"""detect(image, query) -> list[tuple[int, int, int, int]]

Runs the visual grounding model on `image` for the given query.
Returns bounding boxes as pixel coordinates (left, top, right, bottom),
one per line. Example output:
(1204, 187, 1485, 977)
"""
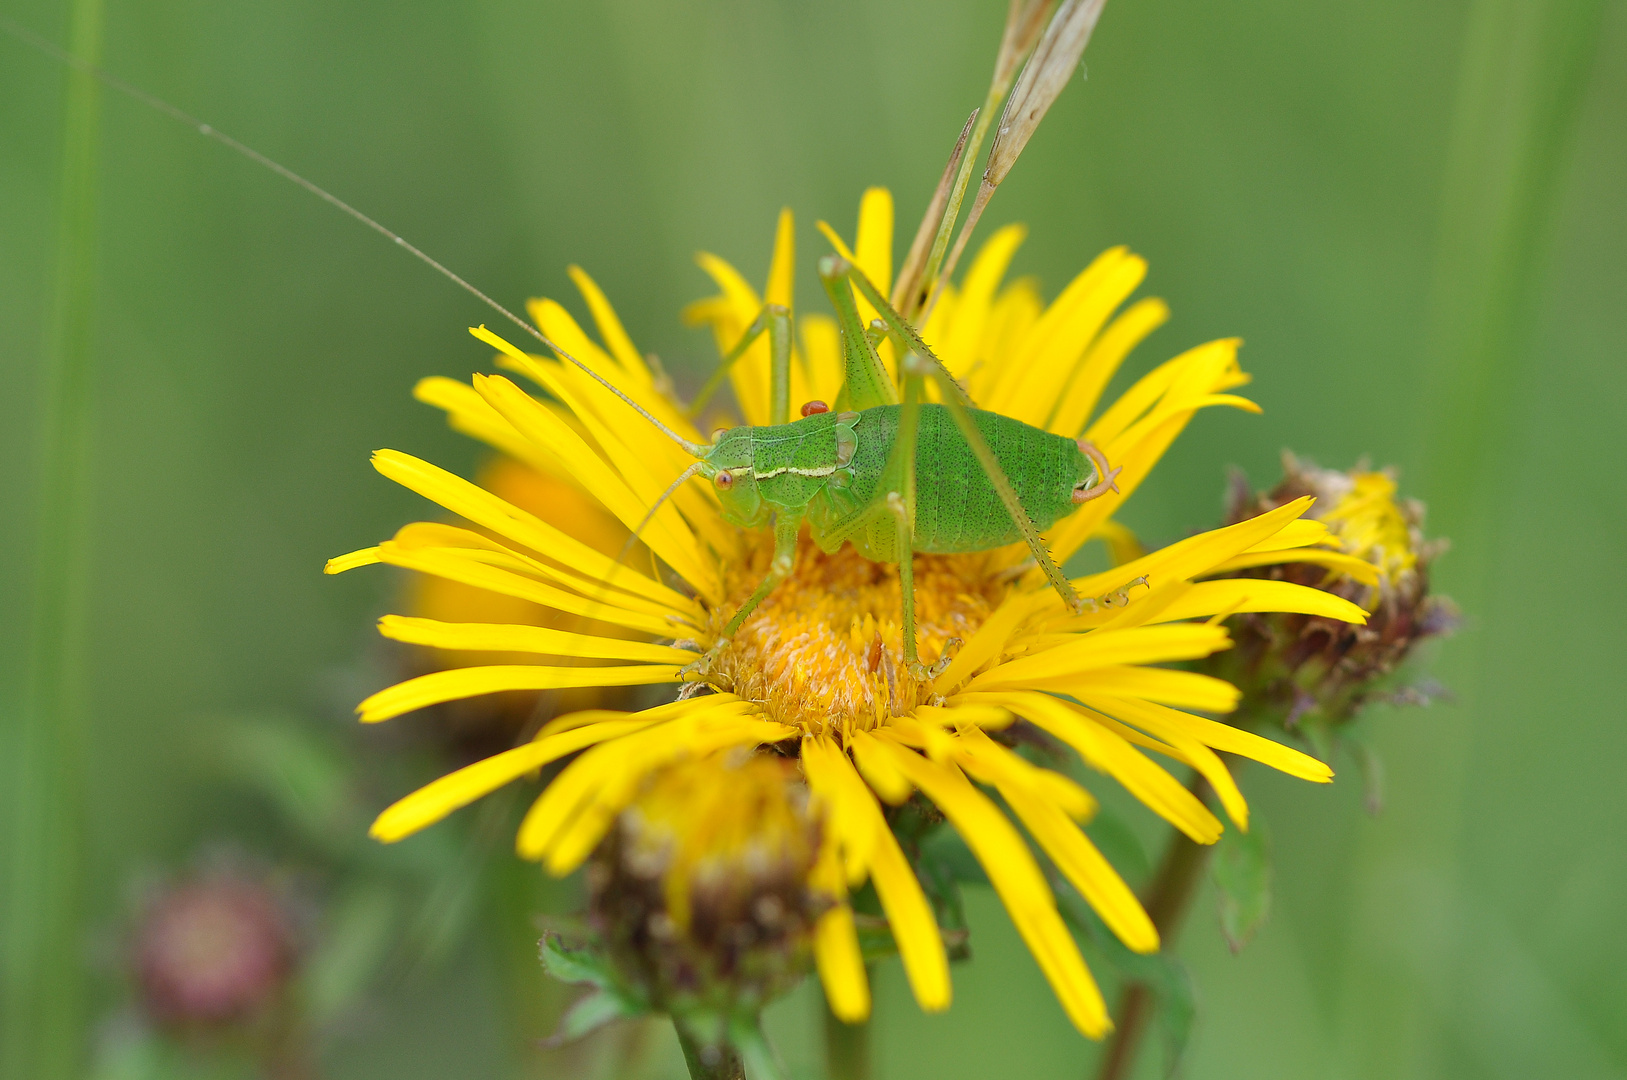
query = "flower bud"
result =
(587, 751, 830, 1022)
(133, 869, 296, 1028)
(1205, 454, 1459, 733)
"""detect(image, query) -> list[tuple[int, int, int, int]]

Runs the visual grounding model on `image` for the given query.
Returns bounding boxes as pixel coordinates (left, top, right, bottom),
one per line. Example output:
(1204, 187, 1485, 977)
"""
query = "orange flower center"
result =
(709, 531, 1013, 739)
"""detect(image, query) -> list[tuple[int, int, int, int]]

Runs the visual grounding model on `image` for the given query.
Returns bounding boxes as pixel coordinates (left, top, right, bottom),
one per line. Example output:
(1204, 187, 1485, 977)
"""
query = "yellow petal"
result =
(467, 366, 718, 597)
(692, 251, 770, 426)
(805, 737, 950, 1011)
(848, 730, 914, 804)
(997, 249, 1147, 429)
(996, 779, 1158, 955)
(1145, 579, 1368, 626)
(386, 521, 684, 621)
(814, 904, 871, 1023)
(369, 718, 653, 842)
(1070, 498, 1318, 610)
(868, 737, 1109, 1038)
(566, 265, 653, 385)
(967, 624, 1232, 690)
(951, 727, 1095, 822)
(938, 223, 1027, 374)
(1083, 695, 1249, 829)
(1089, 695, 1332, 782)
(413, 376, 574, 482)
(964, 692, 1222, 844)
(374, 541, 684, 638)
(1048, 297, 1170, 438)
(376, 615, 696, 664)
(541, 715, 793, 874)
(765, 207, 795, 308)
(325, 546, 380, 574)
(1206, 548, 1382, 586)
(356, 664, 681, 724)
(1026, 665, 1241, 714)
(853, 187, 894, 320)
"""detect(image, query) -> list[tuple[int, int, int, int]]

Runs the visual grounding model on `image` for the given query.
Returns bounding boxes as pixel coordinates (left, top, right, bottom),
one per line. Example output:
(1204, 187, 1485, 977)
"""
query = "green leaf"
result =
(1212, 822, 1272, 954)
(542, 989, 644, 1047)
(538, 931, 616, 988)
(1154, 959, 1198, 1078)
(1086, 806, 1151, 886)
(302, 881, 399, 1022)
(1053, 880, 1197, 1077)
(207, 712, 360, 852)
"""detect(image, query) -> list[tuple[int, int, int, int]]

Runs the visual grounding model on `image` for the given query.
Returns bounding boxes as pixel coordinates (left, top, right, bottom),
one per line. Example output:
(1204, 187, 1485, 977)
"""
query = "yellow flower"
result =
(590, 749, 826, 1020)
(328, 190, 1366, 1038)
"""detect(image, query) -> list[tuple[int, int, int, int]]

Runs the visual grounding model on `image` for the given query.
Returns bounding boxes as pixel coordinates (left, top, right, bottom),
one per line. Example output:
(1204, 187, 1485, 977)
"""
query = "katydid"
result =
(637, 254, 1121, 680)
(2, 18, 1125, 681)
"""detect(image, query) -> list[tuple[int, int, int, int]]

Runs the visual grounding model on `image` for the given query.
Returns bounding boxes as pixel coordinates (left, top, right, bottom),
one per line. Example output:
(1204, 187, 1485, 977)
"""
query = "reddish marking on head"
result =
(714, 470, 735, 490)
(800, 399, 830, 417)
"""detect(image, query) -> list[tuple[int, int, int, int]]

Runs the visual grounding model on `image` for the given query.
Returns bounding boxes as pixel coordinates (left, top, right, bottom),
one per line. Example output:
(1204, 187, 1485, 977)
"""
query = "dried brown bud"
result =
(588, 751, 830, 1019)
(1204, 454, 1459, 734)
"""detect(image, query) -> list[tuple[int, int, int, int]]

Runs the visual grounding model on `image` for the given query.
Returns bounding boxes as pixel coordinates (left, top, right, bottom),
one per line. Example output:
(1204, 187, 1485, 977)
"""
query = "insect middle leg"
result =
(843, 261, 1091, 615)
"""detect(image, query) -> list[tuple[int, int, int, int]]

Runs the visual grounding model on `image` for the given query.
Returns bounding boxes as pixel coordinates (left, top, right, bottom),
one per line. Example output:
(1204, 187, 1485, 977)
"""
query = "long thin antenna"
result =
(0, 15, 707, 458)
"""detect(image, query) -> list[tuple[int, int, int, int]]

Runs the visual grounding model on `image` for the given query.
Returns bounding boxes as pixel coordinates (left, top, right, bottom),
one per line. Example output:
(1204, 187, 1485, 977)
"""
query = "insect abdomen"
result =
(840, 404, 1081, 555)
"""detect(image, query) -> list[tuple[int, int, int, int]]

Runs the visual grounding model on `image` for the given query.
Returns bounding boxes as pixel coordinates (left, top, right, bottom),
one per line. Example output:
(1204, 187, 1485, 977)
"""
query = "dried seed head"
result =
(589, 751, 829, 1018)
(985, 0, 1108, 190)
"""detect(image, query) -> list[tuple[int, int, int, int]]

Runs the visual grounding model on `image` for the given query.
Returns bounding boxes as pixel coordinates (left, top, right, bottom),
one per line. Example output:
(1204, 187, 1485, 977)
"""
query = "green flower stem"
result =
(1, 0, 103, 1078)
(676, 1024, 744, 1080)
(1093, 777, 1214, 1080)
(822, 996, 871, 1080)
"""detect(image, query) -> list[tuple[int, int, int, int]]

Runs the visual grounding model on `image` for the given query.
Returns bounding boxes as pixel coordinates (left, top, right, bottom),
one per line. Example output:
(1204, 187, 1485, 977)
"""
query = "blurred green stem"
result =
(822, 995, 871, 1080)
(1, 1, 103, 1078)
(676, 1024, 744, 1080)
(1093, 777, 1213, 1080)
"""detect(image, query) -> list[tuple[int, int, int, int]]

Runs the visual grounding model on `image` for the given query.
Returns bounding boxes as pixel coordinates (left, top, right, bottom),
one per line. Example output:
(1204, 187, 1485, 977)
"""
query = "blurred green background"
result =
(3, 0, 1623, 1076)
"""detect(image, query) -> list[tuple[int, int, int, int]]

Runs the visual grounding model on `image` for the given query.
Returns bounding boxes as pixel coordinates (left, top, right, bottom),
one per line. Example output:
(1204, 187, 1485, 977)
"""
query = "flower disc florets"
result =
(589, 752, 827, 1017)
(709, 532, 1009, 738)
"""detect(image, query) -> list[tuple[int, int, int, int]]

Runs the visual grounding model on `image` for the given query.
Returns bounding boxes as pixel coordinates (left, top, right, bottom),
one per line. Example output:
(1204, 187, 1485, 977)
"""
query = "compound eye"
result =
(800, 399, 830, 417)
(712, 427, 730, 443)
(714, 470, 735, 490)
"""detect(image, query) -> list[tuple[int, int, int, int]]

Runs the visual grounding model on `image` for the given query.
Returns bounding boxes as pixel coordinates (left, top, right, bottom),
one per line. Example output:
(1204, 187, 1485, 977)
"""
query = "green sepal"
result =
(1212, 821, 1272, 954)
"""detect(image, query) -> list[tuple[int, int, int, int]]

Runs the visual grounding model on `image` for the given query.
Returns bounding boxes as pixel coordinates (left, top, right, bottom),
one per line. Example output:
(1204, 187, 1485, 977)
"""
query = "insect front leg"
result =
(684, 512, 802, 686)
(726, 512, 802, 634)
(687, 303, 793, 423)
(892, 375, 927, 679)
